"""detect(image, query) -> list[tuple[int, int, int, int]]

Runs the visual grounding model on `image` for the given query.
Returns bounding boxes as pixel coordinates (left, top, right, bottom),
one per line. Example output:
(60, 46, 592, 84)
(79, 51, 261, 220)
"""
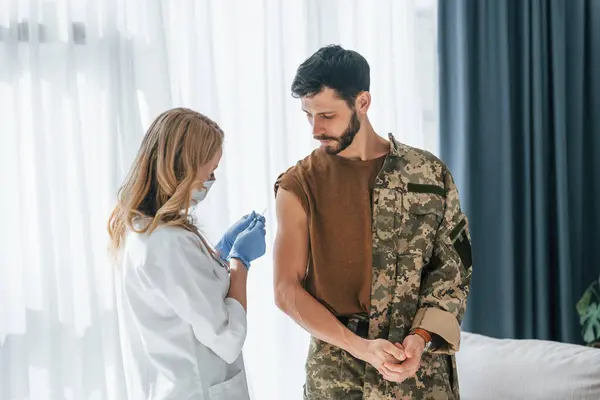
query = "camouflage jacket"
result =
(365, 134, 473, 399)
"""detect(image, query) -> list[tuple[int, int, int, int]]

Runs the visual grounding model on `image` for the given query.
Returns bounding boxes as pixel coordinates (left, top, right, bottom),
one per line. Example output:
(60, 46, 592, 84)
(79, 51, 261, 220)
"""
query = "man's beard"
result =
(315, 110, 361, 155)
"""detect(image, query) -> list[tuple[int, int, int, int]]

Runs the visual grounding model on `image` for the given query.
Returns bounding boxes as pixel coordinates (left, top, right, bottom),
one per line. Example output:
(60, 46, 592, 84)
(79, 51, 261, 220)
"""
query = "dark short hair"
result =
(291, 45, 370, 107)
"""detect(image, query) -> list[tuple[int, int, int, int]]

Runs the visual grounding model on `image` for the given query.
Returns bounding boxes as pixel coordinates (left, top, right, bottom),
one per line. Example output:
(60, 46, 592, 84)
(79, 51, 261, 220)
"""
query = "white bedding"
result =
(456, 332, 600, 400)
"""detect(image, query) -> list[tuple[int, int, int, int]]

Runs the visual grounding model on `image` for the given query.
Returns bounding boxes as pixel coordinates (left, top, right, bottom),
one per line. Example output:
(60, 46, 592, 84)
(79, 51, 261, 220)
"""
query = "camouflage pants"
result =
(303, 336, 459, 400)
(303, 336, 365, 399)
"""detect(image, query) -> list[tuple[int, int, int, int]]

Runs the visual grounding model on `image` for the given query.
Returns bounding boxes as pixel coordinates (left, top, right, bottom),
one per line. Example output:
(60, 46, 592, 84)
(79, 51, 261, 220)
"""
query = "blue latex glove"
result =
(215, 211, 265, 260)
(227, 218, 266, 269)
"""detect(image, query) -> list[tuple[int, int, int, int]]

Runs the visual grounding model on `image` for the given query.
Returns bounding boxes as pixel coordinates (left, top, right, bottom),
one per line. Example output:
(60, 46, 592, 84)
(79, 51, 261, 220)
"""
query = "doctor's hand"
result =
(216, 211, 265, 260)
(227, 218, 266, 269)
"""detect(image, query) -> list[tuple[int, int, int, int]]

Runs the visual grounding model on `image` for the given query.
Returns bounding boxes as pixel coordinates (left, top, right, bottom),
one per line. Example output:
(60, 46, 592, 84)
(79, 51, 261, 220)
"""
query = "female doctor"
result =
(108, 107, 265, 400)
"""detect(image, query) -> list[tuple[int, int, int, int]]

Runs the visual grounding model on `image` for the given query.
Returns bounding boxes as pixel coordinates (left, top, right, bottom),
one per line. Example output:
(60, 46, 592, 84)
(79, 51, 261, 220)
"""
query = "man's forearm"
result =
(275, 282, 367, 358)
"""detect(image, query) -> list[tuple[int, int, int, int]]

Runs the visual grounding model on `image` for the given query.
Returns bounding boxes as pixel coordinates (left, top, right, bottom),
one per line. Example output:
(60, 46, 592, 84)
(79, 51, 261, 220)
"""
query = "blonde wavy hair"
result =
(108, 107, 224, 261)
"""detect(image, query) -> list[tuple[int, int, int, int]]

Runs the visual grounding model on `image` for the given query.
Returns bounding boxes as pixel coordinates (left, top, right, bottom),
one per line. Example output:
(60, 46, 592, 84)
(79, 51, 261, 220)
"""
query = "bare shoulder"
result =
(275, 188, 307, 227)
(273, 187, 309, 282)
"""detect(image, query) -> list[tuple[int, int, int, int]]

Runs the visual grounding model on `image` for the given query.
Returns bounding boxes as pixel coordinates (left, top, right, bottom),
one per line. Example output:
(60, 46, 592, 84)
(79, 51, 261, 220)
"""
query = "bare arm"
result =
(273, 189, 404, 365)
(227, 259, 248, 310)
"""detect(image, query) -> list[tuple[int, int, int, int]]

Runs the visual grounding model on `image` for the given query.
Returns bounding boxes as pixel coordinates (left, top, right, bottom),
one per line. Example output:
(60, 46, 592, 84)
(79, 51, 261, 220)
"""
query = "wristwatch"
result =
(410, 328, 432, 352)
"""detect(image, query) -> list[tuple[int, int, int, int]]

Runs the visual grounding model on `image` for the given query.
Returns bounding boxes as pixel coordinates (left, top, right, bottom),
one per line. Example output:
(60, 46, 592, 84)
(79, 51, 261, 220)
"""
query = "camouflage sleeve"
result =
(411, 167, 473, 354)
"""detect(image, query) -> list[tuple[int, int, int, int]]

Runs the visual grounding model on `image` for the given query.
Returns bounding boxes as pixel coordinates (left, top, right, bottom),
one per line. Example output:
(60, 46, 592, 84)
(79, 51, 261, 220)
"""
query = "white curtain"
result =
(0, 0, 438, 399)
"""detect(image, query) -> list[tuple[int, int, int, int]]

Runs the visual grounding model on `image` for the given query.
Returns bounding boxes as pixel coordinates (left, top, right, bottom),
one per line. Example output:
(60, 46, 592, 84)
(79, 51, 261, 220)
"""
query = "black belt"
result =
(338, 315, 369, 339)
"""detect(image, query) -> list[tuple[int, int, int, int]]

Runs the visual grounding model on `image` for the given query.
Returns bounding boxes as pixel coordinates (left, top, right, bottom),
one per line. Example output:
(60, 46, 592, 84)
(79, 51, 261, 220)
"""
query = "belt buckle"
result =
(347, 316, 360, 334)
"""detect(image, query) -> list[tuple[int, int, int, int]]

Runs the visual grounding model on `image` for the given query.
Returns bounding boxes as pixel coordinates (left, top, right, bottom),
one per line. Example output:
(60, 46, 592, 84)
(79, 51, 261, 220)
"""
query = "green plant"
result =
(576, 276, 600, 348)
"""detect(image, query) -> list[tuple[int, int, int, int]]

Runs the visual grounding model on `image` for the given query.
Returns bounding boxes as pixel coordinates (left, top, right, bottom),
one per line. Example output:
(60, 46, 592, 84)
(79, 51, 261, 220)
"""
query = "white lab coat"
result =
(117, 219, 250, 400)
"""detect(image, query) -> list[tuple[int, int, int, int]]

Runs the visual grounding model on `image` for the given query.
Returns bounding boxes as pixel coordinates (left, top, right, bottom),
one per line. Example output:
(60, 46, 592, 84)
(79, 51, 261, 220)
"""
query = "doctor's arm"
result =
(227, 259, 248, 310)
(144, 235, 247, 364)
(273, 189, 404, 365)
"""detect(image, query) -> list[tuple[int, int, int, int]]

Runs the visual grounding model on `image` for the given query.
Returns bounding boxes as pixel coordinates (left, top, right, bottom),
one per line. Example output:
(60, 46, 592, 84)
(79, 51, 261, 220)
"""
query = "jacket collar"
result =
(387, 132, 410, 159)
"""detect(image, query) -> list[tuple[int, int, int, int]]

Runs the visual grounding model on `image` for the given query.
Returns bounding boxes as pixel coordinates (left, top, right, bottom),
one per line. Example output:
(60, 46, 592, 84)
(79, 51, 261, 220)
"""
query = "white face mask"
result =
(190, 179, 215, 205)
